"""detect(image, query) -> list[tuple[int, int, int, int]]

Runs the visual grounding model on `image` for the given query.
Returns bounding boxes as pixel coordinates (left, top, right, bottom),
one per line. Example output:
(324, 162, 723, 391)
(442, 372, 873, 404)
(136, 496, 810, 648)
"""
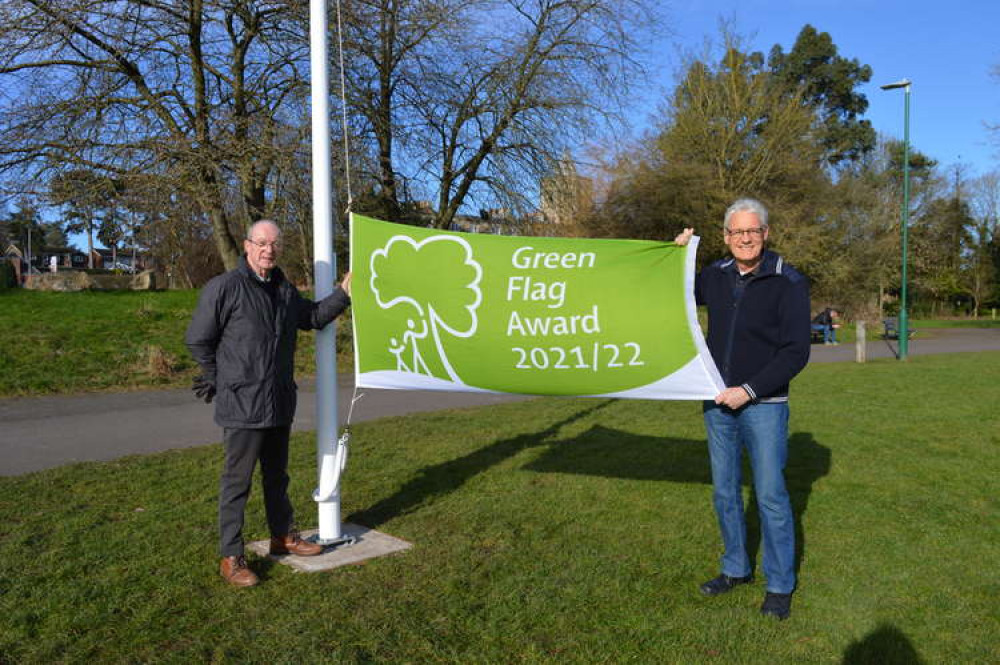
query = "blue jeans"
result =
(703, 401, 795, 593)
(811, 323, 836, 343)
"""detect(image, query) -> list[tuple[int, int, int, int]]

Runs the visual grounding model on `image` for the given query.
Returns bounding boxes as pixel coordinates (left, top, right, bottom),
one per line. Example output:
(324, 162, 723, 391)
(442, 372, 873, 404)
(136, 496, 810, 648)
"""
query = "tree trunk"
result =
(295, 219, 313, 290)
(209, 207, 241, 270)
(375, 108, 400, 221)
(375, 6, 400, 221)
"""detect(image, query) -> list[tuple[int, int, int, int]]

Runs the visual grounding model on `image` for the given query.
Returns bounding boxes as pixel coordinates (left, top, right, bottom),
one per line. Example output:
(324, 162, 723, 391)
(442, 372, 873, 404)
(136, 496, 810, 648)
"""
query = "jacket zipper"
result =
(722, 271, 760, 385)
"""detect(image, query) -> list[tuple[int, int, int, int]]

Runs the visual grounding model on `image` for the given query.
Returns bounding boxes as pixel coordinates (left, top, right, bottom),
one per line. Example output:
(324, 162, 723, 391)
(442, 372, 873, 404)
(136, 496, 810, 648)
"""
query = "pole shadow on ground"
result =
(351, 404, 831, 578)
(349, 400, 617, 528)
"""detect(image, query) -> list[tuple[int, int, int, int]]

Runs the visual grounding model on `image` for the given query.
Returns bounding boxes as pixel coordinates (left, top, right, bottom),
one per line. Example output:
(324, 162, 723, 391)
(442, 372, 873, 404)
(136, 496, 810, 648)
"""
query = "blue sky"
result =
(54, 1, 1000, 251)
(629, 0, 1000, 178)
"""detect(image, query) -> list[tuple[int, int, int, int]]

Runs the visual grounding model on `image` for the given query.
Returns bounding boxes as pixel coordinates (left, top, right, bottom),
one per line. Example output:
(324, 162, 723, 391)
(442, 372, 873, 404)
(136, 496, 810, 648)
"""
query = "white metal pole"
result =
(309, 0, 342, 542)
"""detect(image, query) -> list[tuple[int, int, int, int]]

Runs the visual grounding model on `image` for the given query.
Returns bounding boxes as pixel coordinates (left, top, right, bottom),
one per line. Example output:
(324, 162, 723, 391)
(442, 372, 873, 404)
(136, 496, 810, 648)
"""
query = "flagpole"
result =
(309, 0, 343, 543)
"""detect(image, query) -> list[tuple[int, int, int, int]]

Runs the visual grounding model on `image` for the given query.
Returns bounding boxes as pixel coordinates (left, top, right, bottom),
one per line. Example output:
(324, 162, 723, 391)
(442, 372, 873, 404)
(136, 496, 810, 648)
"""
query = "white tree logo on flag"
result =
(369, 235, 483, 385)
(353, 214, 725, 399)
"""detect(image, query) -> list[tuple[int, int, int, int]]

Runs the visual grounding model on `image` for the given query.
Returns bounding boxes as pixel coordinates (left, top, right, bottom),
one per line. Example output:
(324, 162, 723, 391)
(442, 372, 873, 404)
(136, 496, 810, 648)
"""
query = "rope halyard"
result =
(334, 0, 353, 211)
(334, 0, 359, 498)
(345, 390, 365, 427)
(325, 391, 363, 498)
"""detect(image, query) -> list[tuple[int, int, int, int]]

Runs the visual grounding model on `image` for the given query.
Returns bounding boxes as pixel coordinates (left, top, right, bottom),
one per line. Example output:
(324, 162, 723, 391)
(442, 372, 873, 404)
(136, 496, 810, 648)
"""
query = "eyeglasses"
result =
(248, 239, 282, 250)
(725, 228, 765, 239)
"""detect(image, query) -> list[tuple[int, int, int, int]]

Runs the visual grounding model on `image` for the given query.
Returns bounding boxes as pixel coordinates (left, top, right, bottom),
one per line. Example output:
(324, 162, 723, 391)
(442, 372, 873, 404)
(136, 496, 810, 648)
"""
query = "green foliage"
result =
(583, 24, 882, 282)
(657, 38, 820, 200)
(0, 353, 998, 662)
(910, 317, 1000, 328)
(578, 22, 1000, 321)
(0, 199, 43, 248)
(911, 197, 975, 300)
(97, 214, 127, 255)
(1, 199, 74, 256)
(585, 30, 827, 266)
(884, 139, 938, 182)
(0, 260, 15, 290)
(811, 141, 941, 318)
(767, 24, 875, 165)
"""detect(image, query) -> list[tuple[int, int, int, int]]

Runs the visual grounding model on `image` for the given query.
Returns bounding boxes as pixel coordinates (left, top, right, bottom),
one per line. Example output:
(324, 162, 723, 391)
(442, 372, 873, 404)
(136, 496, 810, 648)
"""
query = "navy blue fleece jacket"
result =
(696, 250, 811, 401)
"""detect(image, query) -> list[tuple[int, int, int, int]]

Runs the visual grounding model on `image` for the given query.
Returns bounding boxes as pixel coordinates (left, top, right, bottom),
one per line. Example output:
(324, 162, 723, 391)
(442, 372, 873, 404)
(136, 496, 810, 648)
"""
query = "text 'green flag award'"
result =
(350, 215, 724, 399)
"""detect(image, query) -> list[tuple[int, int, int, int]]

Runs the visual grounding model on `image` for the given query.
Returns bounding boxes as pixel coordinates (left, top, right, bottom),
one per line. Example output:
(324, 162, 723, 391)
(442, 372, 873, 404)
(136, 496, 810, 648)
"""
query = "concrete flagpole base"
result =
(247, 524, 411, 572)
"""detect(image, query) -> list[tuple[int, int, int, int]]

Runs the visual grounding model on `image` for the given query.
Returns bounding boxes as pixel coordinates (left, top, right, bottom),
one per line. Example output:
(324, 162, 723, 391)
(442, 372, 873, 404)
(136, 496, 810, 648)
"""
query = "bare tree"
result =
(966, 170, 1000, 316)
(0, 0, 313, 270)
(342, 0, 655, 227)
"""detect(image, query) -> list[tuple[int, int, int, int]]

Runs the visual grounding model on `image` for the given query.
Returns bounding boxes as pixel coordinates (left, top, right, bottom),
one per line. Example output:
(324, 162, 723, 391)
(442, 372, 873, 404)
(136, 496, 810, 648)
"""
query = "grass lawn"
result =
(0, 290, 351, 397)
(910, 317, 1000, 328)
(4, 289, 999, 398)
(2, 352, 998, 663)
(810, 317, 1000, 344)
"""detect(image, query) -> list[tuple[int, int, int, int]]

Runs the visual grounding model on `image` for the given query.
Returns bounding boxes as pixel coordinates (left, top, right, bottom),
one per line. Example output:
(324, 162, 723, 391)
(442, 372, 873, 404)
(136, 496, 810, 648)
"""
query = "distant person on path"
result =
(811, 307, 841, 345)
(185, 220, 352, 588)
(675, 198, 811, 620)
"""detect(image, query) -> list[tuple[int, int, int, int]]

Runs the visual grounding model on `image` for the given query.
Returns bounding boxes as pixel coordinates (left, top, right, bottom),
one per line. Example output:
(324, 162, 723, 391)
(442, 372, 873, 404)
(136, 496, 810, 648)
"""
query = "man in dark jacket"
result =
(811, 307, 840, 345)
(186, 220, 352, 587)
(675, 198, 810, 620)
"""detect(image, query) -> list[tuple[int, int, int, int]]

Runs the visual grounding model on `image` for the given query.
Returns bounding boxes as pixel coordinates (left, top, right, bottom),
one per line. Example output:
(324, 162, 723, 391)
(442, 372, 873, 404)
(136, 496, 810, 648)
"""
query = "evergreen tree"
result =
(768, 25, 876, 166)
(0, 201, 43, 250)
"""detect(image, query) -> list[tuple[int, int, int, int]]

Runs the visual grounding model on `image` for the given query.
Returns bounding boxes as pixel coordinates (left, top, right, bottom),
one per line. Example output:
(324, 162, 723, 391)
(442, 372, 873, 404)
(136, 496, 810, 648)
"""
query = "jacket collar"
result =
(720, 250, 783, 278)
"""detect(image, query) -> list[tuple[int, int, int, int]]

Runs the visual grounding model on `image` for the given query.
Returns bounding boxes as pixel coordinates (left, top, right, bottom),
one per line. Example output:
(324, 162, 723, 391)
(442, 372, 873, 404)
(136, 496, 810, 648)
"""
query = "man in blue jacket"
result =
(676, 198, 810, 620)
(186, 220, 352, 587)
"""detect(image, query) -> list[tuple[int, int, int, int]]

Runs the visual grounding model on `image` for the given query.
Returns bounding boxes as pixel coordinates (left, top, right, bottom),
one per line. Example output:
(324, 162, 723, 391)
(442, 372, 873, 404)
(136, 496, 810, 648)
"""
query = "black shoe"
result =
(699, 573, 753, 596)
(760, 592, 792, 620)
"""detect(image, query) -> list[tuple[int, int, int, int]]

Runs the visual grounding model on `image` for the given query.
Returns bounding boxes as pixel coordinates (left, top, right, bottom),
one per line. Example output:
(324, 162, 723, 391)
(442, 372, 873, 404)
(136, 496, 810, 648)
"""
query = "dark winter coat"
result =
(812, 308, 835, 327)
(185, 256, 350, 428)
(695, 250, 811, 402)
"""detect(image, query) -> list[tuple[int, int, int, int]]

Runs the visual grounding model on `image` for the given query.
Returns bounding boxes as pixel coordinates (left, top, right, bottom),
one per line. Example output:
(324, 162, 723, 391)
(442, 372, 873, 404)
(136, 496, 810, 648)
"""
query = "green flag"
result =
(350, 214, 723, 399)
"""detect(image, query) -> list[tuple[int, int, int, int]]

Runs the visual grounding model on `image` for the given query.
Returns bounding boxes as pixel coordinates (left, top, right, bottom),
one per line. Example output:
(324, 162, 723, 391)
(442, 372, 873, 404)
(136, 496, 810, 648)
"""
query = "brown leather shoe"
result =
(220, 555, 259, 587)
(270, 532, 323, 557)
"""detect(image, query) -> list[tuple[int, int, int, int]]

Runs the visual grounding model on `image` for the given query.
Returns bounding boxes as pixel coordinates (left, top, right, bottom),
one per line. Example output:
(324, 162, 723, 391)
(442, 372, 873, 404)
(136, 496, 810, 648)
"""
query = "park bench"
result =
(810, 327, 826, 344)
(882, 317, 916, 340)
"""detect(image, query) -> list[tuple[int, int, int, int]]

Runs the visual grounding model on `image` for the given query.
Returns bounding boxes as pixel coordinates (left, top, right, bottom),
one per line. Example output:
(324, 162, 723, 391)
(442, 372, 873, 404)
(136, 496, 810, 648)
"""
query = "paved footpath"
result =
(2, 327, 998, 476)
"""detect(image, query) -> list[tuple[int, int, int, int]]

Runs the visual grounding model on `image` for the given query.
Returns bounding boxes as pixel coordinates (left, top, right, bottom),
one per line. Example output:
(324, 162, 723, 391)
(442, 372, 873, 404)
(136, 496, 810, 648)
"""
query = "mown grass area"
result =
(2, 353, 997, 663)
(910, 317, 1000, 328)
(812, 316, 1000, 344)
(4, 289, 998, 398)
(0, 290, 350, 397)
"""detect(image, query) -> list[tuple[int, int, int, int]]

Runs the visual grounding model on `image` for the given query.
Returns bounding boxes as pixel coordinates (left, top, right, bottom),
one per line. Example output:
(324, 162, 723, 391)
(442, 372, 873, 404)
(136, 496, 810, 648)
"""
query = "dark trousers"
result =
(219, 426, 295, 557)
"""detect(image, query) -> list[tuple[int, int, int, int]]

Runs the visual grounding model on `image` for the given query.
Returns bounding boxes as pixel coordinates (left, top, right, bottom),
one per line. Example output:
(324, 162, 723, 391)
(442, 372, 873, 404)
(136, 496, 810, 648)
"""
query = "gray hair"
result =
(247, 219, 281, 240)
(724, 198, 769, 230)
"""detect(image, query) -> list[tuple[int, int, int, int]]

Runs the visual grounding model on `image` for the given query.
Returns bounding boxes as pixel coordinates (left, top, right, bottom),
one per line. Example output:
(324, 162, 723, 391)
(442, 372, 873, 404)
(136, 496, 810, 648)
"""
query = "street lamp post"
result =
(881, 78, 911, 360)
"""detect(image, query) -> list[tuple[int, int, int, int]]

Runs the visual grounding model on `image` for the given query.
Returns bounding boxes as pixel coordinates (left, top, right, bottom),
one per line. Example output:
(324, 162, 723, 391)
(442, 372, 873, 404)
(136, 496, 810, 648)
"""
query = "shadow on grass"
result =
(525, 426, 831, 576)
(350, 400, 830, 579)
(350, 400, 617, 528)
(842, 623, 925, 664)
